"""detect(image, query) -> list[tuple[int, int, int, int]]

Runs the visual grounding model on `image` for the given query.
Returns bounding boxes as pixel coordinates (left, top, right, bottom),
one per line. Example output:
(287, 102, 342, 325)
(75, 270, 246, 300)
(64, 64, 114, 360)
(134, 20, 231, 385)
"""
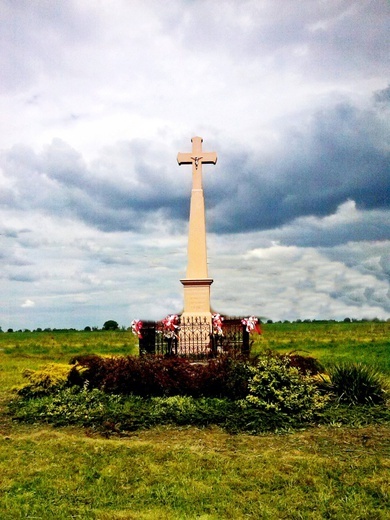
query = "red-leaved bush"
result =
(256, 350, 324, 375)
(70, 355, 250, 399)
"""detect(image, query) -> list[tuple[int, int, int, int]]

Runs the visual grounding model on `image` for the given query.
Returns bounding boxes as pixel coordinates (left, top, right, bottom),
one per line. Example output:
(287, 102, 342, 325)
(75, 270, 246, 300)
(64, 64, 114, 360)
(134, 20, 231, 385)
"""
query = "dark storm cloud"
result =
(0, 138, 189, 232)
(329, 285, 390, 313)
(1, 89, 388, 241)
(208, 97, 389, 235)
(276, 210, 390, 248)
(301, 0, 390, 79)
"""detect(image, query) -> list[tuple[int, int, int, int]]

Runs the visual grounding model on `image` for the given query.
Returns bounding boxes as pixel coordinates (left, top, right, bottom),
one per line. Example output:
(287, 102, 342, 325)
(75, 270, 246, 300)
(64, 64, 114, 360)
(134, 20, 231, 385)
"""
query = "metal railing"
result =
(139, 316, 250, 358)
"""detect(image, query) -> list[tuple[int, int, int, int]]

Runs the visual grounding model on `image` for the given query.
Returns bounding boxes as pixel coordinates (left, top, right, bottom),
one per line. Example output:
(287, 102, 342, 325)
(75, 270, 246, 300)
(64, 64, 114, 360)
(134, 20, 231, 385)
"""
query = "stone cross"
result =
(177, 136, 217, 192)
(177, 137, 217, 320)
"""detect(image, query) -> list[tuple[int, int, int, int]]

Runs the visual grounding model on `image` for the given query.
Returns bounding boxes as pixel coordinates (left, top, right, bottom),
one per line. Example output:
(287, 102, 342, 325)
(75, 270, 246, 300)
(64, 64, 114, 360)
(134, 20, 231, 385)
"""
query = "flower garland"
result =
(131, 319, 143, 339)
(212, 313, 224, 336)
(241, 316, 262, 334)
(161, 314, 180, 339)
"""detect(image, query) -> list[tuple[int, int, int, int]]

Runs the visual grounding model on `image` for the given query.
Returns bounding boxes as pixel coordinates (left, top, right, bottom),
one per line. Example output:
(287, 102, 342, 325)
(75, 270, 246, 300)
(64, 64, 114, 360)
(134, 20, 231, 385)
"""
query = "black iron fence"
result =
(139, 316, 250, 358)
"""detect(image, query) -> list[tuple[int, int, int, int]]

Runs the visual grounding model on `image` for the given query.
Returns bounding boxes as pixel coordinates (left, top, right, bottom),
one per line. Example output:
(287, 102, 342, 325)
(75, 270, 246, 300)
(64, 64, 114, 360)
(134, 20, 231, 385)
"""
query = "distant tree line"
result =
(0, 317, 389, 334)
(0, 320, 124, 333)
(265, 317, 388, 324)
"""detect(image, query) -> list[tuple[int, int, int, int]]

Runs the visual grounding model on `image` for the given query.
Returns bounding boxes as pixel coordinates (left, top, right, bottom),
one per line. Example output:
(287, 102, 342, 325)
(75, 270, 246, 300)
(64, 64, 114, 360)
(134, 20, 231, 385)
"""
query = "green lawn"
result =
(0, 324, 389, 519)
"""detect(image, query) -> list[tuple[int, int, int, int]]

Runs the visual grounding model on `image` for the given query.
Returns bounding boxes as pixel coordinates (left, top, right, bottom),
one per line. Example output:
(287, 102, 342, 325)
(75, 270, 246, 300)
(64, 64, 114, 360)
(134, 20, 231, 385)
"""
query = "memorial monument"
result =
(177, 136, 217, 326)
(134, 136, 257, 358)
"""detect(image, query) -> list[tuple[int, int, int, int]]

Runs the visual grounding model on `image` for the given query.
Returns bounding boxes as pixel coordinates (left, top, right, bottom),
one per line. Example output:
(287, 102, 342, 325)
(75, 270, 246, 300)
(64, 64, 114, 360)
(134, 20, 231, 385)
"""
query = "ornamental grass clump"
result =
(327, 363, 388, 405)
(243, 355, 329, 427)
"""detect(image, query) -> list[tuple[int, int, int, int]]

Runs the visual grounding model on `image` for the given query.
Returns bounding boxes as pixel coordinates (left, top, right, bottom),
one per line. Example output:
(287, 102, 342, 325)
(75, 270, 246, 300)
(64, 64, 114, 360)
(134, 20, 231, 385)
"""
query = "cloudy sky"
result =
(1, 0, 389, 330)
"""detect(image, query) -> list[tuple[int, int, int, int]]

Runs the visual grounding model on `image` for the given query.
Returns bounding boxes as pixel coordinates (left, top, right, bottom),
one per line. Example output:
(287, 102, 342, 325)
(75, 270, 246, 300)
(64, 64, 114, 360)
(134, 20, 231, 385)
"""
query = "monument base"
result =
(180, 278, 213, 314)
(179, 278, 213, 354)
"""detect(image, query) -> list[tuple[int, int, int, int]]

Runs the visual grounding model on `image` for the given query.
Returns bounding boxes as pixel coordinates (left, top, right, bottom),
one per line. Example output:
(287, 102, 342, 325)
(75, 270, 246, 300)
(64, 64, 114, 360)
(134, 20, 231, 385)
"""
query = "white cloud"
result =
(1, 202, 389, 328)
(210, 242, 390, 321)
(21, 299, 35, 308)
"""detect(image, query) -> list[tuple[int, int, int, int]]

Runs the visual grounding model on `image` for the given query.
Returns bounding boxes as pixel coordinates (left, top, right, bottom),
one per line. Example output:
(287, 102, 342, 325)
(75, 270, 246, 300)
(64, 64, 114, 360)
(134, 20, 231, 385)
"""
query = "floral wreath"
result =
(160, 314, 180, 339)
(241, 316, 262, 334)
(212, 313, 224, 336)
(131, 319, 143, 339)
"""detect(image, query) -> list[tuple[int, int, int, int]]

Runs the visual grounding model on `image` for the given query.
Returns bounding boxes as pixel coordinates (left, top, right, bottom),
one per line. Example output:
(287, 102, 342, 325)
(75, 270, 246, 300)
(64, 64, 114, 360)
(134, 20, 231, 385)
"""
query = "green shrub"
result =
(10, 380, 387, 435)
(10, 384, 327, 434)
(10, 387, 237, 432)
(11, 385, 124, 427)
(14, 353, 388, 435)
(243, 355, 329, 426)
(326, 363, 388, 405)
(17, 364, 83, 397)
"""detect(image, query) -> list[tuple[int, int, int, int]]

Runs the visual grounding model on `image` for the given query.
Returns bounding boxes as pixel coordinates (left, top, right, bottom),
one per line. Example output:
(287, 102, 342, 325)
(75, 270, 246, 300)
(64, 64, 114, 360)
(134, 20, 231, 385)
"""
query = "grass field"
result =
(253, 321, 390, 375)
(0, 322, 389, 519)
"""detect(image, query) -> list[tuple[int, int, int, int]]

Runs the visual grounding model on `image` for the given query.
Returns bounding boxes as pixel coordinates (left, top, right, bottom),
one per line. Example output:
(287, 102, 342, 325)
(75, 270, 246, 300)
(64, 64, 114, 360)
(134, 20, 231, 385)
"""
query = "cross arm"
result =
(177, 152, 217, 165)
(177, 152, 193, 165)
(200, 152, 217, 165)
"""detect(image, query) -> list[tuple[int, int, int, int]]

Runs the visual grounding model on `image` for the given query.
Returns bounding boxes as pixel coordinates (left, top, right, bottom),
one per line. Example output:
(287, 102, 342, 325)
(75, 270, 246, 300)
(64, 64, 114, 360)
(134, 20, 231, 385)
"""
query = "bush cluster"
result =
(12, 353, 388, 435)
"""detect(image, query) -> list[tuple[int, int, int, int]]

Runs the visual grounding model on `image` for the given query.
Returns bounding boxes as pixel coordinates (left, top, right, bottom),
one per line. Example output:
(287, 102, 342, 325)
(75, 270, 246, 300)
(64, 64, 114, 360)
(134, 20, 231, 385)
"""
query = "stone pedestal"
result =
(180, 278, 213, 321)
(179, 279, 213, 354)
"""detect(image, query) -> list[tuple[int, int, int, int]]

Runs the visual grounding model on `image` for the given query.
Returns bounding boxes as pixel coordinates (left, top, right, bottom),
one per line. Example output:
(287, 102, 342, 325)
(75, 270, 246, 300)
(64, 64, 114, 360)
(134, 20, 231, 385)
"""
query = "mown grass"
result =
(0, 424, 389, 519)
(0, 323, 389, 519)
